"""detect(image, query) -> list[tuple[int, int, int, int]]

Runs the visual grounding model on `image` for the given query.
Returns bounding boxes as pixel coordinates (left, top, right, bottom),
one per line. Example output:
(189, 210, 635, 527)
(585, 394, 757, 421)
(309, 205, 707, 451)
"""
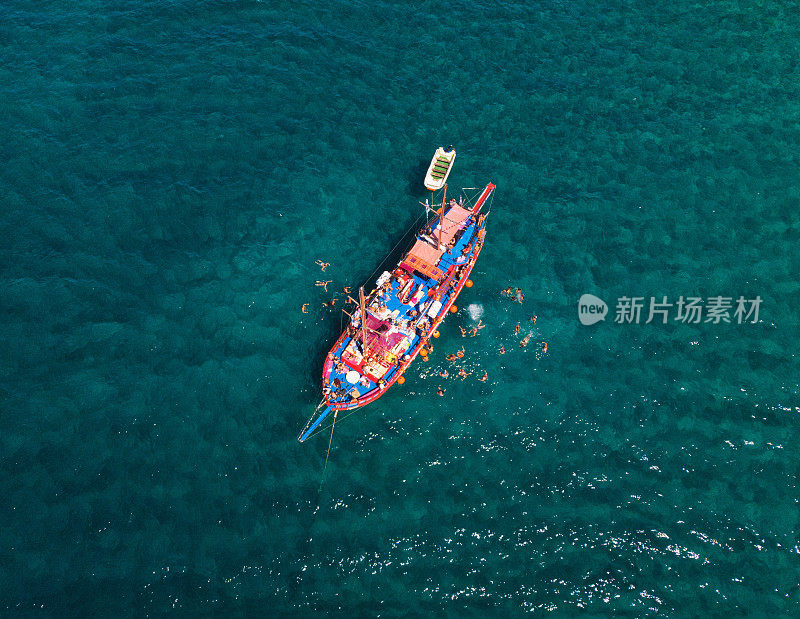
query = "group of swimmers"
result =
(501, 286, 525, 304)
(436, 369, 488, 396)
(434, 344, 489, 396)
(506, 318, 547, 353)
(499, 287, 549, 351)
(459, 319, 486, 338)
(300, 259, 351, 312)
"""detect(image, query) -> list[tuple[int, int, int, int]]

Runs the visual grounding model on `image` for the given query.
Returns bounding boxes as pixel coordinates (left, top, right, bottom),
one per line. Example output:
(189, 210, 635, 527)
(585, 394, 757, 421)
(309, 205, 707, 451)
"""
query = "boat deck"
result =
(323, 212, 481, 406)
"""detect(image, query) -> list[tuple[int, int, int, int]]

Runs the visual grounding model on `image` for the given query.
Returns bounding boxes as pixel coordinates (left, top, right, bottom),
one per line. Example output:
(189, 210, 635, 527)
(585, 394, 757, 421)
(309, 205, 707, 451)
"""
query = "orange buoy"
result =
(433, 330, 440, 338)
(465, 279, 473, 288)
(397, 375, 405, 385)
(449, 305, 458, 313)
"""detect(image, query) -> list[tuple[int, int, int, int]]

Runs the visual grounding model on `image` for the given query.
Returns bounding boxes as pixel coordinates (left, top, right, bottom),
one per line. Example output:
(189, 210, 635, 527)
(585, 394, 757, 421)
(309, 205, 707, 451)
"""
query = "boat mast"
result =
(359, 286, 369, 355)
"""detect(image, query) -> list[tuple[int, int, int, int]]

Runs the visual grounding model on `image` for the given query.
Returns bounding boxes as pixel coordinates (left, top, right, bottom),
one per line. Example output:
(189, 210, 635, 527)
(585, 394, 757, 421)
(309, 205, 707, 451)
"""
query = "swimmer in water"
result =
(469, 327, 478, 337)
(459, 326, 467, 337)
(531, 315, 537, 323)
(456, 346, 465, 358)
(315, 280, 332, 292)
(315, 259, 330, 272)
(439, 369, 449, 378)
(457, 367, 472, 380)
(301, 303, 310, 313)
(446, 353, 457, 362)
(476, 320, 485, 330)
(479, 371, 488, 382)
(542, 342, 548, 354)
(515, 288, 524, 303)
(499, 346, 506, 355)
(514, 323, 520, 334)
(520, 333, 531, 347)
(501, 287, 512, 296)
(436, 387, 446, 396)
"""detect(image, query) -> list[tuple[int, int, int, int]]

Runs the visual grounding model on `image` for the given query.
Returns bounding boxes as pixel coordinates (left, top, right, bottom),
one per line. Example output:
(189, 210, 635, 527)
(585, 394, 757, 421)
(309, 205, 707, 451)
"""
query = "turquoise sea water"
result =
(2, 0, 799, 614)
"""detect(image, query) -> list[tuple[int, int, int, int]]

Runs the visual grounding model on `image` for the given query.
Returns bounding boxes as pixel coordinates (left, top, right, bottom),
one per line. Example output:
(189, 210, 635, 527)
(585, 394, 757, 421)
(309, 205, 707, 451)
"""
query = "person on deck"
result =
(421, 225, 437, 245)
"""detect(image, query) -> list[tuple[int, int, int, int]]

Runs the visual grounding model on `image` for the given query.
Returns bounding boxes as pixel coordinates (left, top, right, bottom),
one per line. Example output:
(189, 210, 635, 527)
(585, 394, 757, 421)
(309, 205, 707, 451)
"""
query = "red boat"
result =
(299, 182, 495, 442)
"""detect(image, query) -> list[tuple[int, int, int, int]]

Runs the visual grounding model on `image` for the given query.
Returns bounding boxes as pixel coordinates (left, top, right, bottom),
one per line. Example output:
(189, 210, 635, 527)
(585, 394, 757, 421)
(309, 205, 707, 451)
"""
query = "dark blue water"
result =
(2, 0, 799, 614)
